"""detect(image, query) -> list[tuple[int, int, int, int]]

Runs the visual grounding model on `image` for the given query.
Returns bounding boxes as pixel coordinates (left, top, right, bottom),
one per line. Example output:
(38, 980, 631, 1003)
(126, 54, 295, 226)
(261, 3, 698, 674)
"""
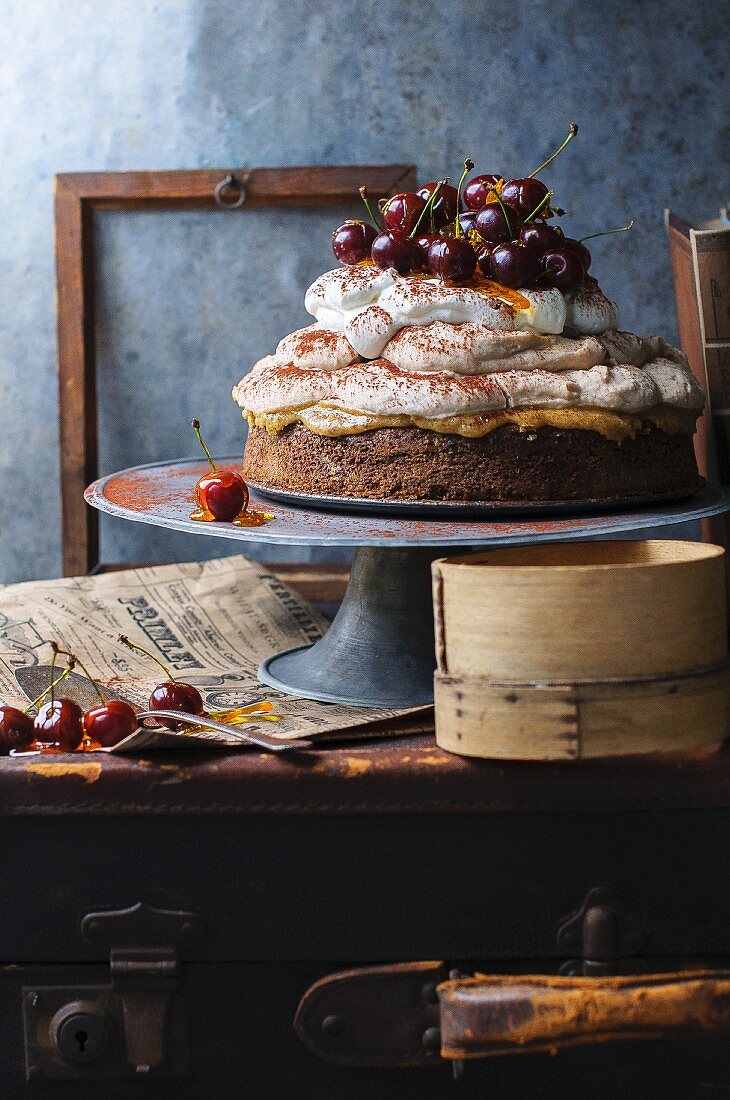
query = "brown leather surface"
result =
(295, 965, 730, 1065)
(2, 735, 730, 816)
(294, 961, 444, 1067)
(439, 971, 730, 1058)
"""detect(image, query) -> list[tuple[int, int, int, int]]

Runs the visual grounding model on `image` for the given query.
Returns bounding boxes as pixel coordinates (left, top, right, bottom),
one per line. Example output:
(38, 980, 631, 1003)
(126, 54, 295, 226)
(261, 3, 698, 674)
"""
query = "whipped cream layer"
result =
(383, 324, 606, 375)
(304, 265, 619, 359)
(233, 266, 703, 440)
(234, 343, 703, 423)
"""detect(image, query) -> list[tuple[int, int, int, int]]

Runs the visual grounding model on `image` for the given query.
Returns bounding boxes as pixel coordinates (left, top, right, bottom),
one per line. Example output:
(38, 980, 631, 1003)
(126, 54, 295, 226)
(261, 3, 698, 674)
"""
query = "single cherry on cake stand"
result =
(85, 458, 730, 709)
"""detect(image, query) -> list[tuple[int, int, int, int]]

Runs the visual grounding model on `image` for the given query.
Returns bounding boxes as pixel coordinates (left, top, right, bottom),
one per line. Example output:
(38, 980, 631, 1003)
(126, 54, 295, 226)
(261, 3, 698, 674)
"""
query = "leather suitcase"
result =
(3, 737, 730, 1097)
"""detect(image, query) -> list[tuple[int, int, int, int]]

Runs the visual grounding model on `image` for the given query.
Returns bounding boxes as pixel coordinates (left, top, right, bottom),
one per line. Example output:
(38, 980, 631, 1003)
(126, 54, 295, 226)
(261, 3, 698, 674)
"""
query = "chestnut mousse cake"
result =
(233, 144, 704, 503)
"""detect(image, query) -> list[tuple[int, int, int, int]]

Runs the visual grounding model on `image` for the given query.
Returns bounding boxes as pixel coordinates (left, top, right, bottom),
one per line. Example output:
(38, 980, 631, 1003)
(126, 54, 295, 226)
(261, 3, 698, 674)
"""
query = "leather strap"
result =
(439, 971, 730, 1058)
(295, 965, 730, 1065)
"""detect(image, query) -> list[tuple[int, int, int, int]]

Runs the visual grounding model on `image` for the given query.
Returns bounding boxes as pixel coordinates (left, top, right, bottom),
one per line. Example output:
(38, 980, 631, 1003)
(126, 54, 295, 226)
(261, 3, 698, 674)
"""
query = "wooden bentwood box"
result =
(434, 540, 729, 761)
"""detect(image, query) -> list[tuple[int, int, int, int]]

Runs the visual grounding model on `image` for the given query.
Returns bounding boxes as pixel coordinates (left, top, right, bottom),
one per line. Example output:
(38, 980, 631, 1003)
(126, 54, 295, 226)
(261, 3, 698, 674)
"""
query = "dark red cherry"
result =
(191, 420, 248, 521)
(371, 231, 420, 275)
(474, 202, 522, 245)
(34, 698, 84, 751)
(382, 192, 427, 236)
(539, 248, 585, 289)
(501, 177, 550, 218)
(412, 231, 441, 268)
(196, 470, 248, 522)
(458, 210, 478, 234)
(149, 682, 205, 729)
(519, 222, 563, 255)
(463, 174, 503, 211)
(0, 706, 35, 754)
(428, 237, 477, 283)
(332, 220, 378, 265)
(83, 700, 138, 747)
(118, 633, 205, 731)
(417, 182, 459, 229)
(561, 237, 592, 272)
(489, 242, 540, 288)
(476, 244, 496, 277)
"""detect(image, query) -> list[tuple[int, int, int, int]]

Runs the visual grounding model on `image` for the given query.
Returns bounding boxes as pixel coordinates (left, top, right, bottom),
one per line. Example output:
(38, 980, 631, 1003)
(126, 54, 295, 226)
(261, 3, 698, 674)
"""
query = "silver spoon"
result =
(136, 710, 312, 753)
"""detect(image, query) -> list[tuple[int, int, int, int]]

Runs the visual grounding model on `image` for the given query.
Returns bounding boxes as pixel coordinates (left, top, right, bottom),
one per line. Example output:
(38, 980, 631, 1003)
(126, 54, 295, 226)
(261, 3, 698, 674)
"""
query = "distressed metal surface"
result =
(259, 547, 437, 706)
(86, 458, 730, 706)
(85, 458, 730, 549)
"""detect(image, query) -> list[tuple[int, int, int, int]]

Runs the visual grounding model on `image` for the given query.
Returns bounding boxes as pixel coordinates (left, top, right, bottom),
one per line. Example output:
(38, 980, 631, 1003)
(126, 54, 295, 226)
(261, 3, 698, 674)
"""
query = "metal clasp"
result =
(82, 902, 204, 1074)
(23, 902, 203, 1081)
(557, 885, 647, 976)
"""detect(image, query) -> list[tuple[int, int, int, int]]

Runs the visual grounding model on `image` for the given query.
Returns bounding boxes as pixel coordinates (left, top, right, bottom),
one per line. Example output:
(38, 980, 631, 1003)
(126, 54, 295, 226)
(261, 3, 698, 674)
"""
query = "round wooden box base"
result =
(434, 663, 730, 761)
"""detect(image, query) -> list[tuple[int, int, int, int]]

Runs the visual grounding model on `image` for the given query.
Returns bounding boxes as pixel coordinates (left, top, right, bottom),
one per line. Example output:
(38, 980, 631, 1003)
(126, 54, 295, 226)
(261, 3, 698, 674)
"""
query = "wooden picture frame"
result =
(55, 164, 416, 576)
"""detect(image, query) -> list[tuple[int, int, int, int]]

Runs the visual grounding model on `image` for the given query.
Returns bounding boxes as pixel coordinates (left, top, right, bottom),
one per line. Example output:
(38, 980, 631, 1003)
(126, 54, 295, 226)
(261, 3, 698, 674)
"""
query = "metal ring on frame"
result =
(214, 174, 247, 208)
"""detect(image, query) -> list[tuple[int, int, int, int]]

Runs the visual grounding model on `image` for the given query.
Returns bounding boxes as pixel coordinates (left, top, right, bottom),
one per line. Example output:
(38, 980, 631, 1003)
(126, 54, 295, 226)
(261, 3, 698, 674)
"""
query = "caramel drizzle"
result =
(398, 271, 529, 310)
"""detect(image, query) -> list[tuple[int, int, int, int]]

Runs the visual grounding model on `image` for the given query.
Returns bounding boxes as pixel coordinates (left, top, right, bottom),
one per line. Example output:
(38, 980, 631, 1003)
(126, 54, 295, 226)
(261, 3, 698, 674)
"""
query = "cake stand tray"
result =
(86, 458, 730, 708)
(247, 481, 695, 518)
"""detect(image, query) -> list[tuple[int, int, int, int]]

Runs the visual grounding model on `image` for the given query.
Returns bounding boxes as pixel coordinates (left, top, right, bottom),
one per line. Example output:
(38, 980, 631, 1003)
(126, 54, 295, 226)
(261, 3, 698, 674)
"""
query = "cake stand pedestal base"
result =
(258, 547, 437, 707)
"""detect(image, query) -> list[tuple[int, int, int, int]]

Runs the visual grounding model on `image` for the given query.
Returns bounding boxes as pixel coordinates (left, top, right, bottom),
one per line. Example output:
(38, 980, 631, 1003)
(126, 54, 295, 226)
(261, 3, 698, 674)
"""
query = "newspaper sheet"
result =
(0, 556, 429, 751)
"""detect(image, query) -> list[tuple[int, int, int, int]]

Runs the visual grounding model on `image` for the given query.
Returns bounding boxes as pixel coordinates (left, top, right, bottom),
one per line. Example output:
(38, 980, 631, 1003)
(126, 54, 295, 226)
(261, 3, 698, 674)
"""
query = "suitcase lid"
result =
(4, 739, 730, 964)
(3, 736, 730, 816)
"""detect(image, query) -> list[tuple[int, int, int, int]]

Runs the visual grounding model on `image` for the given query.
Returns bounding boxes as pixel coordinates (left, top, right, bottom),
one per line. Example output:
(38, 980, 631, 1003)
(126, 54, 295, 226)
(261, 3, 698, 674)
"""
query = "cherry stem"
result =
(579, 219, 634, 243)
(50, 645, 58, 707)
(409, 178, 448, 239)
(191, 419, 217, 475)
(488, 184, 514, 236)
(525, 190, 554, 223)
(454, 159, 474, 239)
(359, 186, 382, 230)
(528, 122, 578, 178)
(119, 634, 175, 682)
(24, 664, 74, 714)
(51, 642, 105, 703)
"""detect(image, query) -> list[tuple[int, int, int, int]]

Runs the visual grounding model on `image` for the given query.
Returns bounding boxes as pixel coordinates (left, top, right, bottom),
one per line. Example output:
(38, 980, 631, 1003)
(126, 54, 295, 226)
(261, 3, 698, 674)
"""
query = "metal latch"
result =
(557, 885, 647, 975)
(23, 901, 203, 1081)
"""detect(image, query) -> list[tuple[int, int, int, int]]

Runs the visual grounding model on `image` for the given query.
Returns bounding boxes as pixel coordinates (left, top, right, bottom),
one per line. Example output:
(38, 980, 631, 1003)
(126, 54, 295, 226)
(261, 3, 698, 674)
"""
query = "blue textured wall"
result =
(1, 0, 726, 581)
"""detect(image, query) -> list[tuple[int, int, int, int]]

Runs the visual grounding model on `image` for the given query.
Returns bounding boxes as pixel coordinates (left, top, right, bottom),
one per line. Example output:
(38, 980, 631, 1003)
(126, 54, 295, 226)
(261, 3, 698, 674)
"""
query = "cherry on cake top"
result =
(331, 124, 633, 292)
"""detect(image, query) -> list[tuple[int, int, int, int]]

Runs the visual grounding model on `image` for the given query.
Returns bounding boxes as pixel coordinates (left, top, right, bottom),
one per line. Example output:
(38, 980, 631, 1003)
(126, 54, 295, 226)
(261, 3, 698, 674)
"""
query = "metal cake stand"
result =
(86, 457, 730, 708)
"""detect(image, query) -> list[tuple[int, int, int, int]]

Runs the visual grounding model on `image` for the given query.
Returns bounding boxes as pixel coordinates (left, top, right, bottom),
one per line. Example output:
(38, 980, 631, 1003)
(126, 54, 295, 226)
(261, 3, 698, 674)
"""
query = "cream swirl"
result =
(234, 350, 703, 420)
(235, 358, 506, 418)
(564, 285, 620, 333)
(383, 324, 605, 375)
(500, 364, 659, 412)
(643, 359, 705, 408)
(304, 266, 619, 358)
(276, 325, 357, 371)
(233, 265, 702, 427)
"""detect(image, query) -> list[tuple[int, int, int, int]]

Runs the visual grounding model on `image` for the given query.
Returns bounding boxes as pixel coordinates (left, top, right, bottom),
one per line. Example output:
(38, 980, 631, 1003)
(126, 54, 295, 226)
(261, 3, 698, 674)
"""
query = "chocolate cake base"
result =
(242, 423, 700, 503)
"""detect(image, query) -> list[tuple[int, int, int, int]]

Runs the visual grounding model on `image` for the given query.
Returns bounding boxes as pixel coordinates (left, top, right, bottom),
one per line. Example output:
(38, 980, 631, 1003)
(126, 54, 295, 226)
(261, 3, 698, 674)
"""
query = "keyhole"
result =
(75, 1029, 88, 1054)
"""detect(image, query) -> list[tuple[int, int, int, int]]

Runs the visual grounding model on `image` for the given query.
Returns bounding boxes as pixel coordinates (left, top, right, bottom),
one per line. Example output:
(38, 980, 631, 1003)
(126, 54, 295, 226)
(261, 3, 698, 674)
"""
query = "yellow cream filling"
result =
(246, 404, 697, 443)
